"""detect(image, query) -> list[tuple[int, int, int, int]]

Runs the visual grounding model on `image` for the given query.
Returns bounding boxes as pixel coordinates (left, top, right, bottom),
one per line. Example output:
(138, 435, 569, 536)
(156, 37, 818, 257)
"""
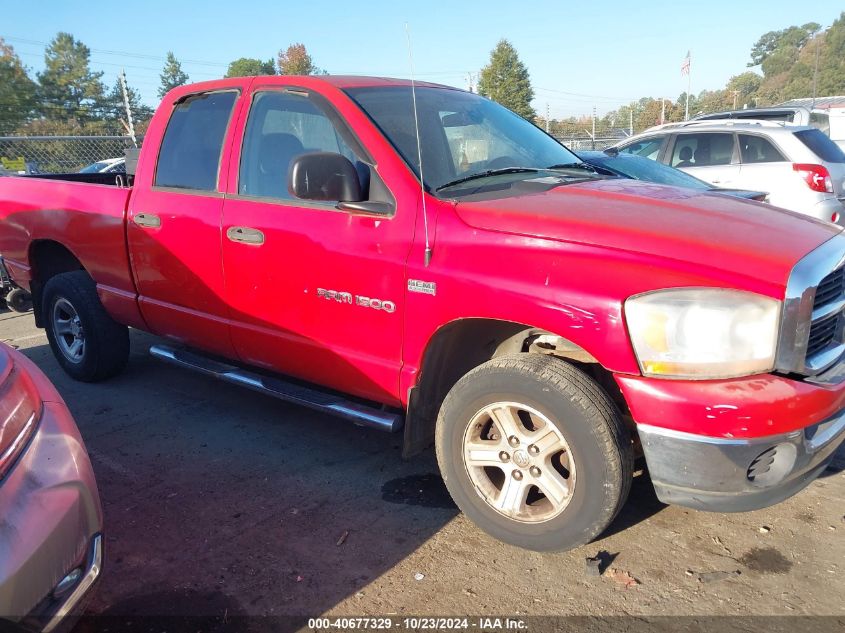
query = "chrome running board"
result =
(149, 344, 403, 433)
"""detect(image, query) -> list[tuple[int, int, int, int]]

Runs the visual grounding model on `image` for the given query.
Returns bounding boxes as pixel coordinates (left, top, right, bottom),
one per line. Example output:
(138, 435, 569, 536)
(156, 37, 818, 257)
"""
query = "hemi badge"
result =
(408, 279, 437, 296)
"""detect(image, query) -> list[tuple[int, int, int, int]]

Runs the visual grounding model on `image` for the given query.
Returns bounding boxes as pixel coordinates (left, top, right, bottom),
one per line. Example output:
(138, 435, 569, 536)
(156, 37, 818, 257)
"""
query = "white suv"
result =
(614, 121, 845, 224)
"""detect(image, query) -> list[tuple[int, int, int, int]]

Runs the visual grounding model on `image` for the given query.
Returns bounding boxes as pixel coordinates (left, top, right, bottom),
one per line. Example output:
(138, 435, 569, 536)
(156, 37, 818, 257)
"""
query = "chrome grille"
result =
(804, 264, 845, 372)
(814, 268, 845, 308)
(807, 312, 840, 357)
(777, 234, 845, 376)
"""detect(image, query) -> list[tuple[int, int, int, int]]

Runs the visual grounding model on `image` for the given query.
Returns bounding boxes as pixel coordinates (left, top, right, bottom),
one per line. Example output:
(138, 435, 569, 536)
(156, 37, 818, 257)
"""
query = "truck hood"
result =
(453, 178, 841, 289)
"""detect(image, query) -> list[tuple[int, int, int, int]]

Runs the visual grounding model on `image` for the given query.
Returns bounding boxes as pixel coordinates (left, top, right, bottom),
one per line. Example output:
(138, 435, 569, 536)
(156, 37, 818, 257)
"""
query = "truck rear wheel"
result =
(43, 271, 130, 382)
(436, 354, 633, 551)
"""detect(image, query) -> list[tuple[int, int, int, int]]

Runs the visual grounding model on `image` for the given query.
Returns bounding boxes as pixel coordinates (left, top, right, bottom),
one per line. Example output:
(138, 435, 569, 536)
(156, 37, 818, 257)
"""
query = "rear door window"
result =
(794, 128, 845, 163)
(738, 134, 786, 163)
(670, 133, 735, 168)
(618, 136, 663, 160)
(155, 91, 238, 191)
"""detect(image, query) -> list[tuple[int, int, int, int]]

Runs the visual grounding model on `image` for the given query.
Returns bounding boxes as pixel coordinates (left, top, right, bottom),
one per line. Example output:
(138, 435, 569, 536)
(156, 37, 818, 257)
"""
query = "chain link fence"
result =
(553, 135, 627, 151)
(0, 136, 136, 174)
(0, 128, 635, 176)
(551, 124, 635, 152)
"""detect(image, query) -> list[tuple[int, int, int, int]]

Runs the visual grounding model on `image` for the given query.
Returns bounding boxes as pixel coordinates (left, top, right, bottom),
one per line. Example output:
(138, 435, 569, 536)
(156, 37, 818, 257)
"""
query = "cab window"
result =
(239, 90, 358, 200)
(671, 133, 734, 168)
(155, 91, 238, 191)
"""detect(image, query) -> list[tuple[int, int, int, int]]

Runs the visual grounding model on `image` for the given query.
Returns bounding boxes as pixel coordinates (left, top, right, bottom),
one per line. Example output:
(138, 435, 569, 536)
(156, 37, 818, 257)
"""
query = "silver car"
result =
(614, 121, 845, 224)
(0, 343, 103, 632)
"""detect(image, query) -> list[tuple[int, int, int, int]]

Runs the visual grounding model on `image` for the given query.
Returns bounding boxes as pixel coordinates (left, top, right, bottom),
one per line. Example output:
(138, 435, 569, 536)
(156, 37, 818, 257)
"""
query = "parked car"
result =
(693, 102, 845, 150)
(578, 149, 768, 201)
(79, 157, 125, 174)
(614, 120, 845, 223)
(2, 77, 845, 552)
(0, 343, 103, 631)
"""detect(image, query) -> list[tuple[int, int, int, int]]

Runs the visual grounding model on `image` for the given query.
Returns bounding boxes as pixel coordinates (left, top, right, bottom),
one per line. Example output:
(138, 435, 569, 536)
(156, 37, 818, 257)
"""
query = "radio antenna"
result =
(405, 23, 432, 267)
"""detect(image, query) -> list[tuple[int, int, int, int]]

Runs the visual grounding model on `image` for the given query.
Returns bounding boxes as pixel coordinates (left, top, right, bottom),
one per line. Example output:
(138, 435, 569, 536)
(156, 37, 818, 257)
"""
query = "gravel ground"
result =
(2, 308, 844, 632)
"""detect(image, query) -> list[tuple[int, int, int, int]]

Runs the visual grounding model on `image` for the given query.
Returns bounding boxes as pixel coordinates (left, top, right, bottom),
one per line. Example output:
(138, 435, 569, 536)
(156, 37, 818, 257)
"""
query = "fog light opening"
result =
(53, 567, 83, 599)
(747, 443, 798, 487)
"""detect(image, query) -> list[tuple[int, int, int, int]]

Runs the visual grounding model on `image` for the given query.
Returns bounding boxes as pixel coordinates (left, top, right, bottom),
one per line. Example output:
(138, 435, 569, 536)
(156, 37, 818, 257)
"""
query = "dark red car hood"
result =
(454, 178, 840, 289)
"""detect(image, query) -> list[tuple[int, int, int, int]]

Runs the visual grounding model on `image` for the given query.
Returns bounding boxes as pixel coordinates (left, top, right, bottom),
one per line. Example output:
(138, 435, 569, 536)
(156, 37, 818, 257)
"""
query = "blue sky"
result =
(3, 1, 843, 118)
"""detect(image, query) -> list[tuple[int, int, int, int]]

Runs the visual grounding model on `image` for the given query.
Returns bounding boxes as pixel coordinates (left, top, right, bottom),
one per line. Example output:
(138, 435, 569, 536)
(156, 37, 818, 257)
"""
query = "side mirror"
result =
(288, 152, 363, 202)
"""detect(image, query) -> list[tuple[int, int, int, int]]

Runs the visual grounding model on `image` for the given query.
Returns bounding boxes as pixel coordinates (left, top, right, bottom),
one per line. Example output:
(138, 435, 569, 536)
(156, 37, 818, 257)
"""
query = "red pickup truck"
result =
(2, 76, 844, 551)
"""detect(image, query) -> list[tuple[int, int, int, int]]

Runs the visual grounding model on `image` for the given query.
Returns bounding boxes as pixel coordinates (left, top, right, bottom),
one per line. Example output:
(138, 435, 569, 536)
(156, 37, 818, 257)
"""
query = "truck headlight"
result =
(624, 288, 780, 379)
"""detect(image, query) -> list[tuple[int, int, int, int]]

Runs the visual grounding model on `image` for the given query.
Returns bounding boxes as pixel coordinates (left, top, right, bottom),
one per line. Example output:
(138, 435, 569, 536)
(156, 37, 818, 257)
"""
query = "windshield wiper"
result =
(435, 167, 540, 192)
(547, 162, 598, 173)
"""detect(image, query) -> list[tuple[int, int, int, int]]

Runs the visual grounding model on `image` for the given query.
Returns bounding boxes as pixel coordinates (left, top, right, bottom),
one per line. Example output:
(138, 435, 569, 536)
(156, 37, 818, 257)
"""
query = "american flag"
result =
(681, 51, 691, 76)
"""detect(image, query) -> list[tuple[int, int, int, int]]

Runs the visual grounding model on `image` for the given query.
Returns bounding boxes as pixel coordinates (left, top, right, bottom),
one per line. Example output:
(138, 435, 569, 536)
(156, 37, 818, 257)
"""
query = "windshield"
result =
(79, 161, 111, 173)
(585, 152, 711, 190)
(345, 86, 582, 193)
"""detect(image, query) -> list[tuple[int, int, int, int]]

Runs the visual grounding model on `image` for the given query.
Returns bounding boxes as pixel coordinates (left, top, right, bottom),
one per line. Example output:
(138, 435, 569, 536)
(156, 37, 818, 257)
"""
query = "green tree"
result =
(225, 57, 276, 78)
(36, 32, 105, 122)
(277, 44, 324, 75)
(101, 78, 155, 134)
(0, 38, 37, 134)
(726, 71, 762, 104)
(749, 22, 820, 71)
(812, 13, 845, 96)
(158, 52, 189, 98)
(754, 13, 845, 102)
(477, 39, 536, 120)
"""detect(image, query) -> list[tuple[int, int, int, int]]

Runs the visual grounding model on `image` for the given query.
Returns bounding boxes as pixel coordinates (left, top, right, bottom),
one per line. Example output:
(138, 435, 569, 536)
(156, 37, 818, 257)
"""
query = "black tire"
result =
(435, 354, 633, 552)
(6, 287, 32, 313)
(43, 271, 130, 382)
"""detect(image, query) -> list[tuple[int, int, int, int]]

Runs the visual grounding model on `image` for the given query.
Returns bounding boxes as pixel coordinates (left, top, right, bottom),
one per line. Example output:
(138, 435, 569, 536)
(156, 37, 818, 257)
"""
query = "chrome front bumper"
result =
(638, 408, 845, 512)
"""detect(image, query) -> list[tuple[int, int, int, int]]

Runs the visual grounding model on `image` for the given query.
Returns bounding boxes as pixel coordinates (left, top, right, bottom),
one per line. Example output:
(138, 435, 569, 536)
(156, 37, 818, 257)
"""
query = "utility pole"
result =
(592, 106, 596, 149)
(812, 29, 822, 108)
(732, 90, 740, 110)
(546, 103, 550, 133)
(629, 108, 633, 136)
(661, 97, 666, 125)
(119, 69, 138, 148)
(466, 72, 475, 93)
(684, 52, 692, 121)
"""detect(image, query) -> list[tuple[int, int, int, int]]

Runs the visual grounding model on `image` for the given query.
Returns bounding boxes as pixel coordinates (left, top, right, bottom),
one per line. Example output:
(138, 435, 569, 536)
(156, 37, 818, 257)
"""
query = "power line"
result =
(534, 86, 638, 102)
(13, 48, 224, 79)
(1, 35, 230, 68)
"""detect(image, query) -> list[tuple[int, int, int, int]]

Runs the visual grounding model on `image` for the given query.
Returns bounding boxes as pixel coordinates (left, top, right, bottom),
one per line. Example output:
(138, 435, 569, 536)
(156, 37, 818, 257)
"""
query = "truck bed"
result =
(27, 172, 131, 187)
(0, 174, 139, 325)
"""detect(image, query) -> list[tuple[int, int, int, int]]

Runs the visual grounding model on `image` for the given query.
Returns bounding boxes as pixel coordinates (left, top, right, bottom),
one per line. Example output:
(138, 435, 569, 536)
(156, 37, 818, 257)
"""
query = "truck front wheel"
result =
(43, 271, 130, 382)
(436, 354, 633, 551)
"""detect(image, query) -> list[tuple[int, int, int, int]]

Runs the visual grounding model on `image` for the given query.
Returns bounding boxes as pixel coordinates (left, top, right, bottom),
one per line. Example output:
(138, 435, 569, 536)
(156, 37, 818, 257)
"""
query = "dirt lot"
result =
(2, 308, 844, 631)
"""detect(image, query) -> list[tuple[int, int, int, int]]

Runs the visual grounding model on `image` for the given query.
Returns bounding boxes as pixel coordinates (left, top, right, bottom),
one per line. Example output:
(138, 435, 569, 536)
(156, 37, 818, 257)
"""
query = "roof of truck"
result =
(317, 75, 459, 90)
(169, 75, 460, 95)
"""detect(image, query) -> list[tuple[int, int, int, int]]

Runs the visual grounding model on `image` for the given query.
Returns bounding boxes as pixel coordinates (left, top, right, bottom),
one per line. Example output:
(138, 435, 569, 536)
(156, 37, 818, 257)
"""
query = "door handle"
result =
(226, 226, 265, 245)
(133, 213, 161, 228)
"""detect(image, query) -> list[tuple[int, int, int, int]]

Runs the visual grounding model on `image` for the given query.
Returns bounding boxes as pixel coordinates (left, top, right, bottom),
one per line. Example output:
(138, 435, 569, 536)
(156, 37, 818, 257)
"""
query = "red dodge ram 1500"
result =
(2, 75, 844, 551)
